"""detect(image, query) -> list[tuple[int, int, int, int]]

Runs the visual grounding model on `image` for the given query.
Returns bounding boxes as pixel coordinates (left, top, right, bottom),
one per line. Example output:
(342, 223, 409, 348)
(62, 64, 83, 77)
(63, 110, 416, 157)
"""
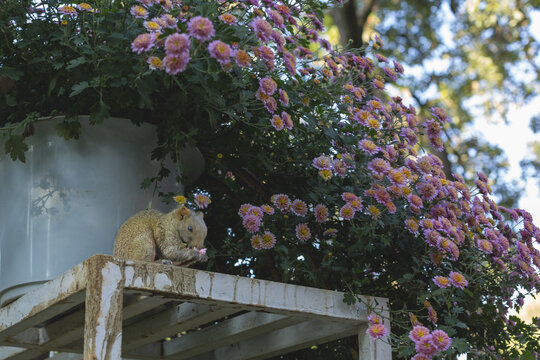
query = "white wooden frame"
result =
(0, 255, 391, 359)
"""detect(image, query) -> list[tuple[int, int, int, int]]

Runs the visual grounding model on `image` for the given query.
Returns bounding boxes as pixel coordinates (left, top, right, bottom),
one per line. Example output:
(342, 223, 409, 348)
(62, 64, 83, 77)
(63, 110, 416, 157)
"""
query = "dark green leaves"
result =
(4, 134, 28, 162)
(56, 120, 81, 140)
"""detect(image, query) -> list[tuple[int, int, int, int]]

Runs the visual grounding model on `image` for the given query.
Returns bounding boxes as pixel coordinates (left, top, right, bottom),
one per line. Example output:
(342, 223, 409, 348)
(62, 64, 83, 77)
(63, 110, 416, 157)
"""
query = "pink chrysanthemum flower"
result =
(163, 52, 190, 75)
(415, 335, 437, 357)
(165, 33, 190, 55)
(283, 51, 297, 75)
(242, 215, 261, 233)
(332, 160, 347, 177)
(388, 169, 407, 187)
(259, 45, 275, 62)
(408, 325, 430, 343)
(432, 276, 451, 288)
(130, 5, 148, 18)
(368, 158, 391, 177)
(279, 89, 289, 106)
(259, 77, 277, 96)
(291, 199, 307, 217)
(341, 192, 357, 202)
(131, 33, 155, 54)
(208, 40, 232, 65)
(405, 218, 420, 234)
(295, 223, 311, 242)
(358, 139, 379, 155)
(314, 204, 329, 223)
(282, 111, 293, 130)
(77, 2, 92, 11)
(218, 13, 236, 25)
(268, 9, 284, 28)
(251, 234, 263, 250)
(366, 323, 388, 340)
(349, 198, 363, 211)
(431, 329, 452, 351)
(235, 50, 251, 67)
(271, 115, 284, 131)
(417, 182, 438, 202)
(264, 97, 277, 113)
(272, 194, 291, 212)
(187, 16, 215, 41)
(477, 238, 494, 254)
(411, 355, 431, 360)
(247, 206, 264, 219)
(367, 314, 382, 325)
(261, 231, 277, 249)
(373, 187, 391, 205)
(339, 204, 355, 220)
(407, 194, 423, 210)
(250, 17, 272, 42)
(194, 193, 211, 209)
(449, 271, 468, 289)
(261, 204, 275, 215)
(160, 14, 177, 28)
(312, 155, 332, 170)
(238, 203, 252, 218)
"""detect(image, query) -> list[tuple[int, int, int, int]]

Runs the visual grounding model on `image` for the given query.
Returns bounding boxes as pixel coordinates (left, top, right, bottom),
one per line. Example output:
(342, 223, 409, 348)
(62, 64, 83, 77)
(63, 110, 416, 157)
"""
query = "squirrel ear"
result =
(197, 211, 204, 219)
(175, 206, 190, 219)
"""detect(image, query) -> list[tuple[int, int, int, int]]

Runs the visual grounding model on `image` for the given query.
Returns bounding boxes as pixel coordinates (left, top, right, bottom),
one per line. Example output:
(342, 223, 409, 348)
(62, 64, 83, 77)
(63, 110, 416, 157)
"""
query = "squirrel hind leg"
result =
(113, 231, 156, 262)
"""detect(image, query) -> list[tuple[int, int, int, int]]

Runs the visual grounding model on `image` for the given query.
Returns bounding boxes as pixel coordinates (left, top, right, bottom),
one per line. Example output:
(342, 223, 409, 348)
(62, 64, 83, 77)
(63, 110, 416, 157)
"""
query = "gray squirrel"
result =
(113, 206, 208, 266)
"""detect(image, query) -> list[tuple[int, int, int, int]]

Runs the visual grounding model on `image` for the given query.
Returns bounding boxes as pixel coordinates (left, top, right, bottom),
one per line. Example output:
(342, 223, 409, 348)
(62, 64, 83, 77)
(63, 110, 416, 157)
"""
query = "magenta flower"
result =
(194, 193, 211, 209)
(272, 194, 291, 212)
(408, 325, 430, 343)
(247, 206, 264, 220)
(268, 9, 284, 28)
(415, 335, 437, 357)
(373, 187, 391, 205)
(407, 194, 423, 211)
(367, 314, 382, 325)
(432, 276, 451, 288)
(282, 111, 293, 130)
(242, 214, 261, 233)
(279, 89, 289, 106)
(130, 5, 148, 18)
(405, 219, 419, 234)
(314, 204, 329, 223)
(208, 40, 232, 66)
(270, 115, 284, 131)
(250, 234, 263, 250)
(250, 17, 272, 42)
(165, 33, 190, 55)
(339, 204, 355, 220)
(291, 199, 307, 217)
(431, 329, 452, 351)
(259, 45, 275, 62)
(131, 33, 155, 54)
(312, 155, 332, 170)
(261, 231, 277, 249)
(367, 158, 391, 177)
(234, 50, 251, 67)
(366, 323, 388, 340)
(163, 52, 190, 75)
(295, 223, 311, 242)
(358, 139, 379, 155)
(238, 203, 252, 218)
(283, 51, 296, 75)
(259, 77, 277, 95)
(449, 271, 468, 289)
(260, 204, 275, 215)
(187, 16, 215, 41)
(417, 181, 438, 202)
(264, 97, 277, 113)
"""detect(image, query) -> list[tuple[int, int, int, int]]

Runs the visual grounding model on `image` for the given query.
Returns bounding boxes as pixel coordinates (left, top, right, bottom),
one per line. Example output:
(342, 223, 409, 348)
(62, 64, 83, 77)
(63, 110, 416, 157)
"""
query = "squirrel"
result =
(113, 206, 208, 266)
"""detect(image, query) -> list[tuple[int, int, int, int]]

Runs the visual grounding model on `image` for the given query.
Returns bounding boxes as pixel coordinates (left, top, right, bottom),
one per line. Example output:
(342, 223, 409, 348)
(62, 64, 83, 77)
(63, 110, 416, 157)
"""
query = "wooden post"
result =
(83, 257, 124, 360)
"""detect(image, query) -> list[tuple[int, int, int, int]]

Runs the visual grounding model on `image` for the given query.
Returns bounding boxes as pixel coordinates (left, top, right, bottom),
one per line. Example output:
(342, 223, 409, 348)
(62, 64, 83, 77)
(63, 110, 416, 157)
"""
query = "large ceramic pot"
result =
(0, 116, 204, 306)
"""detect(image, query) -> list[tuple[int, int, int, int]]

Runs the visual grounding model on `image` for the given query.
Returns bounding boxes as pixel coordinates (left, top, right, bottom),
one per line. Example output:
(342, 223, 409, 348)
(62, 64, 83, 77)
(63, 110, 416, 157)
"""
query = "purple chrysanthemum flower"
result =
(187, 16, 215, 41)
(295, 223, 311, 242)
(131, 33, 155, 54)
(339, 204, 355, 220)
(270, 115, 284, 131)
(312, 155, 332, 170)
(250, 17, 272, 42)
(208, 40, 232, 66)
(366, 323, 388, 340)
(415, 335, 437, 357)
(163, 52, 190, 75)
(272, 194, 291, 212)
(432, 276, 451, 288)
(242, 214, 261, 233)
(368, 158, 391, 177)
(291, 199, 307, 217)
(165, 33, 190, 55)
(259, 77, 277, 96)
(260, 231, 277, 249)
(431, 329, 452, 351)
(314, 204, 329, 223)
(282, 111, 293, 130)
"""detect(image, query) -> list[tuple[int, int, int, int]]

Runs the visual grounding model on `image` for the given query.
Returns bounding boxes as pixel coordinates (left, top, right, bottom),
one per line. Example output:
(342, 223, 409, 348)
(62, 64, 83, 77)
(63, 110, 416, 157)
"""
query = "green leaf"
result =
(56, 120, 81, 140)
(89, 99, 110, 124)
(70, 81, 90, 97)
(4, 135, 28, 162)
(66, 57, 87, 70)
(343, 292, 356, 305)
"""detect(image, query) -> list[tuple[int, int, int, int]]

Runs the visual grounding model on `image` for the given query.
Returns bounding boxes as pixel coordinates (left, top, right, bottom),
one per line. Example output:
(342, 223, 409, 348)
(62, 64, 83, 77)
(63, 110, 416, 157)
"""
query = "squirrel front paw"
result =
(155, 259, 174, 265)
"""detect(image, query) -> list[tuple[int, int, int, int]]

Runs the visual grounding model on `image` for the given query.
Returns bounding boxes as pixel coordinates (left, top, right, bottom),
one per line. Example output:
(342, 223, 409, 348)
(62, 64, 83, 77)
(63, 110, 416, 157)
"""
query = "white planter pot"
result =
(0, 116, 203, 306)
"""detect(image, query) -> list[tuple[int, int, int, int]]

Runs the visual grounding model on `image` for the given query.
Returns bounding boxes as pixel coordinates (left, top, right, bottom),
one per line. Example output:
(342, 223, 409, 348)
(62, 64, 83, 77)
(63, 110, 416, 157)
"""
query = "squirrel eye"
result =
(188, 225, 193, 232)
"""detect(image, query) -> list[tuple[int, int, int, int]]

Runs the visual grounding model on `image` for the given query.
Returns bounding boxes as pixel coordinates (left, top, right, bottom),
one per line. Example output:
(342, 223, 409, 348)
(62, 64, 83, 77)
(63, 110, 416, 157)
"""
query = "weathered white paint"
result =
(124, 266, 135, 285)
(154, 273, 172, 291)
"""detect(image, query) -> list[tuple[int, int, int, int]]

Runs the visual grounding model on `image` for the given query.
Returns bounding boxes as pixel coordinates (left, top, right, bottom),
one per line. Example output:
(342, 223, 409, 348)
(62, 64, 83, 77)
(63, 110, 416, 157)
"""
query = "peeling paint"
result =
(154, 273, 172, 290)
(125, 266, 135, 285)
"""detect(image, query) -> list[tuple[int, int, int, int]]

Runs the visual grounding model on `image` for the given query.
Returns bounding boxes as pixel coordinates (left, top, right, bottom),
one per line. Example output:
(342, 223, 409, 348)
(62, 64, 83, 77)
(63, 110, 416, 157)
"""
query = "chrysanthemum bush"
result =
(1, 0, 539, 358)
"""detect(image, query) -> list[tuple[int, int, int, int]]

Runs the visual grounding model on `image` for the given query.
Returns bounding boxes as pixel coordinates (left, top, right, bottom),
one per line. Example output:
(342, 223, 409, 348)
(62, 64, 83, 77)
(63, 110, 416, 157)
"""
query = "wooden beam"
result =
(83, 258, 124, 360)
(186, 320, 357, 360)
(0, 261, 87, 342)
(161, 311, 304, 359)
(122, 302, 238, 353)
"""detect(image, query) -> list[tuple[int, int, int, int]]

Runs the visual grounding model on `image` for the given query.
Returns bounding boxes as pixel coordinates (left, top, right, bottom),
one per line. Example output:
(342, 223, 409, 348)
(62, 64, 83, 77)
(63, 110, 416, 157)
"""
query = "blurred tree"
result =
(330, 0, 540, 207)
